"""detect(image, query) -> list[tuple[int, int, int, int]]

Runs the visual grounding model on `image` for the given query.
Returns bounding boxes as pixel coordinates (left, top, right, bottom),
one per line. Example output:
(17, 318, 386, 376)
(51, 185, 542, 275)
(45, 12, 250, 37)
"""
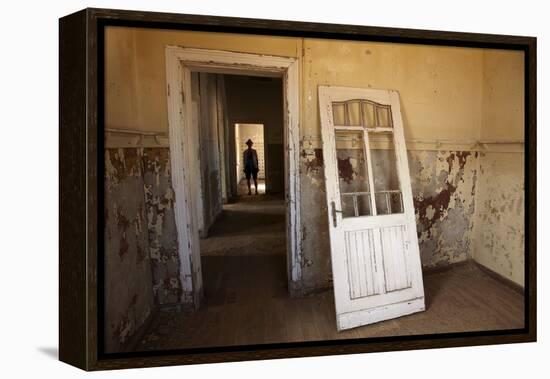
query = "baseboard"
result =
(123, 305, 159, 353)
(422, 259, 524, 295)
(421, 259, 471, 275)
(472, 260, 524, 295)
(287, 280, 335, 298)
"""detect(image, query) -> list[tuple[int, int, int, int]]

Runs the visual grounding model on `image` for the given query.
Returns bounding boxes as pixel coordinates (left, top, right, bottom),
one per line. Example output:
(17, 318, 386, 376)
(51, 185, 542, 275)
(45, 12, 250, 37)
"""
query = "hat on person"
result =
(245, 139, 253, 145)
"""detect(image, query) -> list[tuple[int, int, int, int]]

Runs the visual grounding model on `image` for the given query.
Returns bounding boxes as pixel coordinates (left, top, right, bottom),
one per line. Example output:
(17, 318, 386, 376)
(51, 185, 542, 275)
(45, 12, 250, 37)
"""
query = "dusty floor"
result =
(236, 177, 266, 196)
(200, 191, 285, 258)
(136, 197, 524, 352)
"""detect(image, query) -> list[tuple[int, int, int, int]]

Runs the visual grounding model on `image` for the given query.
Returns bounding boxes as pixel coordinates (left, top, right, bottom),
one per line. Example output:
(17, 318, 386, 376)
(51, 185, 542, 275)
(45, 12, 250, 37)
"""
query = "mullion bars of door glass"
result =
(332, 99, 393, 129)
(332, 99, 402, 217)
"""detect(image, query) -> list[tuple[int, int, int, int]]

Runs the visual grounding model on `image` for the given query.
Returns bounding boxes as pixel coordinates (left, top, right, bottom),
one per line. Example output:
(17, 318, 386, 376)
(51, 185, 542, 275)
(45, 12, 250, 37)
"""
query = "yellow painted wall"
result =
(105, 27, 141, 131)
(106, 27, 524, 144)
(105, 27, 300, 132)
(106, 27, 487, 143)
(481, 49, 525, 140)
(302, 39, 484, 142)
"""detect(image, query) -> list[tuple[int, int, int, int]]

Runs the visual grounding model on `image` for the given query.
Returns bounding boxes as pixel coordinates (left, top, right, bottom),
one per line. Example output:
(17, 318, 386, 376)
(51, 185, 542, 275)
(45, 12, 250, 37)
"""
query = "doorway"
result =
(195, 72, 286, 313)
(165, 47, 302, 307)
(235, 123, 266, 196)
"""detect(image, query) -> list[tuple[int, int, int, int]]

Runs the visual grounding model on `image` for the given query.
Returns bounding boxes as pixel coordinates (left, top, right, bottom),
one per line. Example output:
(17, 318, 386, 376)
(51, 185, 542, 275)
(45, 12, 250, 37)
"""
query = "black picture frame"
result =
(59, 7, 536, 371)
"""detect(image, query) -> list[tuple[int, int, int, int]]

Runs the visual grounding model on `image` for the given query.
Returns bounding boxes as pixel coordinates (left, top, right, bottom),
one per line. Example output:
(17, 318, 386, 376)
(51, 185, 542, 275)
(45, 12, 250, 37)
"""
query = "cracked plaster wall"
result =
(472, 153, 524, 286)
(104, 147, 183, 353)
(410, 150, 478, 267)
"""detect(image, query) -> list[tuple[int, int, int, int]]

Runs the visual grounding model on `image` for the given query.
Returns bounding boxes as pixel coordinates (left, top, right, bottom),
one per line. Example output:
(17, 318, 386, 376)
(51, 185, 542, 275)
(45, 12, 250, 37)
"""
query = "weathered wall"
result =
(104, 147, 183, 353)
(104, 148, 153, 353)
(105, 27, 524, 293)
(472, 49, 525, 287)
(472, 153, 524, 286)
(142, 148, 183, 303)
(409, 151, 478, 268)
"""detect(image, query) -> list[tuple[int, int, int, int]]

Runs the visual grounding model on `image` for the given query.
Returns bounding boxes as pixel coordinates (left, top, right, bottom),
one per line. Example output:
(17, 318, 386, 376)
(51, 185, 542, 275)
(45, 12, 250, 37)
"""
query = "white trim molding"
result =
(300, 134, 525, 153)
(104, 128, 169, 148)
(165, 46, 302, 305)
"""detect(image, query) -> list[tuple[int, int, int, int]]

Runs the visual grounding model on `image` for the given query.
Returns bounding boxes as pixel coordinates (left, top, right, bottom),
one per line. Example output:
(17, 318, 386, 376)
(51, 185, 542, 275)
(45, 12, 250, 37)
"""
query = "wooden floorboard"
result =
(138, 197, 524, 352)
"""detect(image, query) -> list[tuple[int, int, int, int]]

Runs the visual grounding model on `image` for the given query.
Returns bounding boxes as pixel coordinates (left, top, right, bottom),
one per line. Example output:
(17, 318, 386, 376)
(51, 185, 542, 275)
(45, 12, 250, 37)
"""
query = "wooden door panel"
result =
(380, 225, 411, 292)
(344, 229, 381, 299)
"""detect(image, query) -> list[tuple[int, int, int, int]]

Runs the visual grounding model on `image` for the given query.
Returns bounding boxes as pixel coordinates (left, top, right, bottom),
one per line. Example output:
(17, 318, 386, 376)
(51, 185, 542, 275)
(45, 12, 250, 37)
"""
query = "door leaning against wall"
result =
(319, 86, 425, 331)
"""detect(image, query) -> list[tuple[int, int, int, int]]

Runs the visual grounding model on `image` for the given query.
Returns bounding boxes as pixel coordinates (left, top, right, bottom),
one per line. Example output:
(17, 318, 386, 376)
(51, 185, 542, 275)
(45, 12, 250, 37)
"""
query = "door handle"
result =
(331, 201, 343, 227)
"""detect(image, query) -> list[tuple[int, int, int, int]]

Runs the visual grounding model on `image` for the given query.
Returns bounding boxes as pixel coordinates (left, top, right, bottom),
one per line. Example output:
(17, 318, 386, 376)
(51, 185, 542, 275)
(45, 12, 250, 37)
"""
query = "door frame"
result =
(165, 46, 302, 306)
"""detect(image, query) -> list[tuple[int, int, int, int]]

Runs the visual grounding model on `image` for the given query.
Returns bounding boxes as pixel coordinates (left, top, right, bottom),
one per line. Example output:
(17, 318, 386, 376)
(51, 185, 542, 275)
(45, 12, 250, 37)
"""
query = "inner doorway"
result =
(235, 123, 266, 196)
(195, 73, 287, 315)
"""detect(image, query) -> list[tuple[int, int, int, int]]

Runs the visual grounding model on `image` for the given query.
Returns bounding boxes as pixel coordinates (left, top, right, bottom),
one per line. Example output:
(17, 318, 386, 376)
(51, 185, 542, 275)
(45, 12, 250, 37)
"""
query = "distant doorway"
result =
(235, 123, 266, 196)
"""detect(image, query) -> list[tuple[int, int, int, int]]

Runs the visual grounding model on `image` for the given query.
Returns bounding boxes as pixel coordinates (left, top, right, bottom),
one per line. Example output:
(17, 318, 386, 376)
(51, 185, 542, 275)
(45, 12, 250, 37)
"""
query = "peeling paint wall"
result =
(142, 148, 183, 304)
(104, 148, 154, 353)
(104, 147, 183, 353)
(472, 153, 524, 286)
(300, 144, 331, 290)
(409, 150, 478, 267)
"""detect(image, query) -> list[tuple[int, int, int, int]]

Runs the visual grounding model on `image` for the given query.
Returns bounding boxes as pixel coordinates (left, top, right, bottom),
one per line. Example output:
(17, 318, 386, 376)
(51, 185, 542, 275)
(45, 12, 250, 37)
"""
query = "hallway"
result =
(135, 197, 525, 352)
(141, 195, 289, 350)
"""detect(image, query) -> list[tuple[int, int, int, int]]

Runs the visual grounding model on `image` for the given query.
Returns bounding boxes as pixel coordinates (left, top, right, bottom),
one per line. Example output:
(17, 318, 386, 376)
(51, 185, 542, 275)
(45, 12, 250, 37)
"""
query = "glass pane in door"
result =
(334, 130, 373, 217)
(368, 131, 403, 214)
(376, 105, 393, 128)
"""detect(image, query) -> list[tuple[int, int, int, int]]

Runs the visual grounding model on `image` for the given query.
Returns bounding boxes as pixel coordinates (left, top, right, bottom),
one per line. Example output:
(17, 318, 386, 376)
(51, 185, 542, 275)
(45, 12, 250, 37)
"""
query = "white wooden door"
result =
(319, 86, 425, 331)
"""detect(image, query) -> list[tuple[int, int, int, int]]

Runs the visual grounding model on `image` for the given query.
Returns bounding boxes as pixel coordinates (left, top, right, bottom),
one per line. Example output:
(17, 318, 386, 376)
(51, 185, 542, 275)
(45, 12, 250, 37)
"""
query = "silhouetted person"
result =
(243, 139, 259, 195)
